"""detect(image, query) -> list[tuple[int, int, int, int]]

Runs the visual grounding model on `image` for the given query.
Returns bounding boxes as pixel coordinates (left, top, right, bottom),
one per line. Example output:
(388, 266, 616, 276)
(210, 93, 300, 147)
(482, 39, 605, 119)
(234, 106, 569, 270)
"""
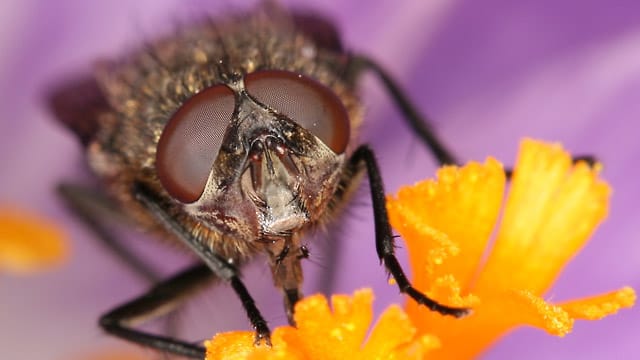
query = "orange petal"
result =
(418, 288, 573, 359)
(289, 290, 373, 358)
(0, 206, 68, 273)
(206, 290, 374, 360)
(560, 287, 636, 320)
(206, 289, 440, 360)
(505, 289, 574, 336)
(207, 329, 306, 360)
(477, 139, 610, 295)
(426, 287, 636, 359)
(387, 158, 505, 295)
(206, 332, 260, 360)
(363, 305, 440, 359)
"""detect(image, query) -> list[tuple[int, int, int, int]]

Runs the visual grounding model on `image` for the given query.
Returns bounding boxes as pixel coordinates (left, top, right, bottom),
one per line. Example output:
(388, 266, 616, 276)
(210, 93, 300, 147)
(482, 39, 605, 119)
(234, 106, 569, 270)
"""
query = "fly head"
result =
(155, 69, 351, 253)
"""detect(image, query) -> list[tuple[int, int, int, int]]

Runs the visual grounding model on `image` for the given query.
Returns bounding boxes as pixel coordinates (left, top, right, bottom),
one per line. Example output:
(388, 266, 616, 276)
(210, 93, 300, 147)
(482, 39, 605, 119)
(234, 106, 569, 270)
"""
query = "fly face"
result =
(157, 70, 349, 245)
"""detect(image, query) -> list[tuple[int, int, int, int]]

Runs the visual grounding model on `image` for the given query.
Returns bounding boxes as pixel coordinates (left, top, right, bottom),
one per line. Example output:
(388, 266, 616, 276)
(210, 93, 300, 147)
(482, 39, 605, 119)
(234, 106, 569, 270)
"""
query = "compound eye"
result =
(244, 70, 350, 154)
(156, 85, 235, 203)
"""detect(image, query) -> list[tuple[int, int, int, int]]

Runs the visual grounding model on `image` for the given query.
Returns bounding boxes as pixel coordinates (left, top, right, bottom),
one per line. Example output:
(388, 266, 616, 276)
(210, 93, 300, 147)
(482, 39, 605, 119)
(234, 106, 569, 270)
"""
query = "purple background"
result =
(1, 1, 638, 359)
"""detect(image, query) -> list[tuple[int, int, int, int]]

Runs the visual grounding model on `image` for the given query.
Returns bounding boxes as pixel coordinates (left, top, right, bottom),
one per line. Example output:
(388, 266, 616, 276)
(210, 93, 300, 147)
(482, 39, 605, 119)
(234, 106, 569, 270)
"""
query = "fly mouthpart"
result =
(247, 136, 300, 195)
(243, 134, 308, 235)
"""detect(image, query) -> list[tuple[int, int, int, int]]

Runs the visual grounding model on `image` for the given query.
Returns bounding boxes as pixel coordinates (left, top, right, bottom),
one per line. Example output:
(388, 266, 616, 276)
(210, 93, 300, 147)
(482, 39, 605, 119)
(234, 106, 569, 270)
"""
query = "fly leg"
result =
(345, 54, 458, 166)
(346, 54, 596, 173)
(135, 184, 271, 346)
(101, 262, 270, 359)
(60, 183, 271, 356)
(100, 263, 213, 359)
(346, 145, 470, 318)
(58, 183, 188, 347)
(57, 183, 160, 283)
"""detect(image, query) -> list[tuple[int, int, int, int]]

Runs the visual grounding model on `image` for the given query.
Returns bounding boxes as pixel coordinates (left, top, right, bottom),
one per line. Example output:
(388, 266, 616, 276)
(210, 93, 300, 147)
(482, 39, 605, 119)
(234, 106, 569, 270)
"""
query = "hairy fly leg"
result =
(346, 55, 596, 174)
(135, 184, 271, 346)
(58, 183, 202, 352)
(345, 55, 459, 166)
(57, 183, 160, 283)
(347, 145, 470, 318)
(100, 263, 213, 359)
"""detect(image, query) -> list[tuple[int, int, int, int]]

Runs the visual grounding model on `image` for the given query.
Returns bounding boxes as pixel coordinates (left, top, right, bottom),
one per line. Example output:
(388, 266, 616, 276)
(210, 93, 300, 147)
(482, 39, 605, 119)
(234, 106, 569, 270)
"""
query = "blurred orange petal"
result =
(0, 206, 68, 273)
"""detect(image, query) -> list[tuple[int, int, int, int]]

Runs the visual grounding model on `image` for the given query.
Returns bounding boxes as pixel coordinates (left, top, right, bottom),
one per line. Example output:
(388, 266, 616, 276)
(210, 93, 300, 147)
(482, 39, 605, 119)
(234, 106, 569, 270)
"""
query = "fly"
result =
(48, 3, 472, 359)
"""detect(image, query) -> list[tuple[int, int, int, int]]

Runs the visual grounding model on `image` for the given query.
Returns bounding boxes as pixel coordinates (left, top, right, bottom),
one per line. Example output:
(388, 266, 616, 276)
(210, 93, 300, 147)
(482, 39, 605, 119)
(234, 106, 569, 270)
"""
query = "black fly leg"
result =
(101, 185, 271, 357)
(58, 183, 190, 350)
(347, 54, 597, 175)
(100, 264, 212, 358)
(135, 185, 271, 345)
(348, 145, 470, 318)
(346, 54, 459, 166)
(59, 183, 214, 357)
(57, 183, 160, 283)
(101, 263, 270, 359)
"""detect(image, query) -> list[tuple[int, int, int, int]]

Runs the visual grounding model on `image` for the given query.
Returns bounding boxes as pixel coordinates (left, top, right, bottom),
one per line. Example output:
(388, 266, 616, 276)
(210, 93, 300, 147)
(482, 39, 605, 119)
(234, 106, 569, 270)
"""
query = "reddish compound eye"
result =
(156, 85, 236, 203)
(244, 70, 350, 154)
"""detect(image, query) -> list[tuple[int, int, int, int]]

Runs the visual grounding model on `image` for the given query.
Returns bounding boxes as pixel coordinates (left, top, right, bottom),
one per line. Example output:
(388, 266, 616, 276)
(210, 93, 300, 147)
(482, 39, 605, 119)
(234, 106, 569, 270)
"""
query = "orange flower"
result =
(205, 139, 634, 359)
(205, 289, 441, 360)
(386, 138, 636, 359)
(0, 206, 68, 273)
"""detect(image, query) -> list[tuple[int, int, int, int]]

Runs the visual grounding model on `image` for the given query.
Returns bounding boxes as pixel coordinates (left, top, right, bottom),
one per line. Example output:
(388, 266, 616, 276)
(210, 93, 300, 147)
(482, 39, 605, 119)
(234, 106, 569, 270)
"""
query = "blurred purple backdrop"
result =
(1, 0, 639, 359)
